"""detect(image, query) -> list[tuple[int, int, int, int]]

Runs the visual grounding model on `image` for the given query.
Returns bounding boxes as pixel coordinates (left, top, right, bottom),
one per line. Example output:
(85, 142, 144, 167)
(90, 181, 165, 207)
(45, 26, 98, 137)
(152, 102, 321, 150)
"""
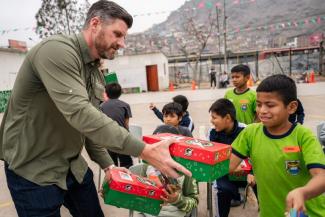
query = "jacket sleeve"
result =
(171, 176, 199, 213)
(152, 107, 164, 122)
(31, 40, 145, 158)
(85, 138, 114, 168)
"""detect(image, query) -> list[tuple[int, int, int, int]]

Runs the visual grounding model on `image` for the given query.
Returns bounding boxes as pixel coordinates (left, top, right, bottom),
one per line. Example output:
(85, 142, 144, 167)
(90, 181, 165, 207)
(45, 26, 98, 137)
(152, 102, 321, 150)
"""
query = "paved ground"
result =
(1, 82, 325, 217)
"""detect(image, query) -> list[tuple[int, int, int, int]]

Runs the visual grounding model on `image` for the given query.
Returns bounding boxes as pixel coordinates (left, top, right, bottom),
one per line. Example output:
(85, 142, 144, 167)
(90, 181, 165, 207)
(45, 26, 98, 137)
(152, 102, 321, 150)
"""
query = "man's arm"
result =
(85, 138, 114, 169)
(286, 168, 325, 212)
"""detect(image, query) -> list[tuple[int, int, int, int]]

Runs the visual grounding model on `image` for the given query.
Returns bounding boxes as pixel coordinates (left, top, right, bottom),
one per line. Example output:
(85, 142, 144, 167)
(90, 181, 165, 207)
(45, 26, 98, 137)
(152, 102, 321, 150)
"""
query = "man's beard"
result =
(94, 30, 116, 60)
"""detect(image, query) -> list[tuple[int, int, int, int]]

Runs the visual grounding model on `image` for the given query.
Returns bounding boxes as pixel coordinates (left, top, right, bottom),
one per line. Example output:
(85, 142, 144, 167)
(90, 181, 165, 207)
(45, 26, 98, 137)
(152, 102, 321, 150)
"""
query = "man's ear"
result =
(287, 100, 298, 115)
(89, 17, 101, 32)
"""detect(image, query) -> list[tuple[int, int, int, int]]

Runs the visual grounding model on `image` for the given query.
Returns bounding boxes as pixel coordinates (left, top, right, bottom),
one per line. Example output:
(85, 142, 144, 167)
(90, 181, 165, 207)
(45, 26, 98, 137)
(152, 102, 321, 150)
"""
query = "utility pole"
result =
(216, 6, 222, 77)
(223, 0, 228, 72)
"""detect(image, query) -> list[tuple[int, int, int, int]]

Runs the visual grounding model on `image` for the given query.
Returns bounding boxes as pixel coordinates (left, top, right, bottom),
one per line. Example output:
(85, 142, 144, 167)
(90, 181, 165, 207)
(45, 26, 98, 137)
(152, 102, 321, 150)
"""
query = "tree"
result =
(172, 12, 217, 86)
(35, 0, 90, 38)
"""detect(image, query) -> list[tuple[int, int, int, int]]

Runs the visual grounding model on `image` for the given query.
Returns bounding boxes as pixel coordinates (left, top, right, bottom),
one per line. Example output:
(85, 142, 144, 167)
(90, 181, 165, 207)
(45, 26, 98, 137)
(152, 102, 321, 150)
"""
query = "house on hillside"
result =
(0, 47, 27, 112)
(104, 52, 169, 92)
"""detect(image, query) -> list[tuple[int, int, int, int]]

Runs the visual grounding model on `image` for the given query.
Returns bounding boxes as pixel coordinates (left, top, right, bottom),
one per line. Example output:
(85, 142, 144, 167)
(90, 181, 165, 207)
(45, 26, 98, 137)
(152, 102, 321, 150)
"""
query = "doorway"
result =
(146, 65, 159, 91)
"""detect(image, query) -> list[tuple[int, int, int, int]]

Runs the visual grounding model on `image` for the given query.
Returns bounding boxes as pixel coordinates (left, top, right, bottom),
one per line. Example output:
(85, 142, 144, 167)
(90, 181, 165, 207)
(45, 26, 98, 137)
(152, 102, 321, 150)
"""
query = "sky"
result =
(0, 0, 187, 47)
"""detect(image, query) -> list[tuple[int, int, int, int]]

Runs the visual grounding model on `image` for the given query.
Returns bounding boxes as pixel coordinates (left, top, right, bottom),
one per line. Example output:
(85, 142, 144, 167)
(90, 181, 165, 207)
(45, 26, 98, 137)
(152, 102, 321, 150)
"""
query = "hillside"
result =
(124, 0, 325, 55)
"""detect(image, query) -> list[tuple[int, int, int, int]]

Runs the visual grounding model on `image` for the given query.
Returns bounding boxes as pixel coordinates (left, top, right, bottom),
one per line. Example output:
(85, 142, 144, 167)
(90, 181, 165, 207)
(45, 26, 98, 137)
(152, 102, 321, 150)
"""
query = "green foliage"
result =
(0, 90, 11, 113)
(35, 0, 90, 38)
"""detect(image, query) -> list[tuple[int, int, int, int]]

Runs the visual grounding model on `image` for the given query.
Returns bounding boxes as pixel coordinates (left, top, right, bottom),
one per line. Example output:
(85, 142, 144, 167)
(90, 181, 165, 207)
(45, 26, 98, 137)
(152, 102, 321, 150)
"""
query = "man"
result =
(0, 1, 190, 217)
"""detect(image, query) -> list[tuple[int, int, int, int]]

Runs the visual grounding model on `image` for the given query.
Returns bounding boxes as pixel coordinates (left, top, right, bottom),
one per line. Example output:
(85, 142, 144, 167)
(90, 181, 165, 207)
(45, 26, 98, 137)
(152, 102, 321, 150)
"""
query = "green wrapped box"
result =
(174, 157, 230, 182)
(104, 71, 118, 84)
(102, 169, 164, 215)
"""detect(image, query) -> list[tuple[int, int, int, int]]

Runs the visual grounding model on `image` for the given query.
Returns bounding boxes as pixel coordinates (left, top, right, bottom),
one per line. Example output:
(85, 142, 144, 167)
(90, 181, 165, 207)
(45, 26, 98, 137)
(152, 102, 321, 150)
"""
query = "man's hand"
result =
(286, 187, 306, 213)
(104, 166, 130, 182)
(99, 166, 131, 198)
(140, 139, 191, 178)
(161, 184, 181, 204)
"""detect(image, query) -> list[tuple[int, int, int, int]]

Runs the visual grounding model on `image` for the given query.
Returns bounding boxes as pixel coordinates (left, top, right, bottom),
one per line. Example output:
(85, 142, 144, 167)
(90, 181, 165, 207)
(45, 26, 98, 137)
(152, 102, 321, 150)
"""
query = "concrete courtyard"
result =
(1, 82, 325, 217)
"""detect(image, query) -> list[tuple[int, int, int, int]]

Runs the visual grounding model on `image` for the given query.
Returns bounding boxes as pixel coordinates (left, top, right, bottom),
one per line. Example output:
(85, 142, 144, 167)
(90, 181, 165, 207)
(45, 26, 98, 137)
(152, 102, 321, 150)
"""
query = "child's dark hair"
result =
(105, 83, 122, 99)
(231, 64, 250, 77)
(153, 125, 181, 135)
(172, 95, 189, 112)
(209, 98, 236, 121)
(256, 74, 297, 105)
(162, 102, 183, 118)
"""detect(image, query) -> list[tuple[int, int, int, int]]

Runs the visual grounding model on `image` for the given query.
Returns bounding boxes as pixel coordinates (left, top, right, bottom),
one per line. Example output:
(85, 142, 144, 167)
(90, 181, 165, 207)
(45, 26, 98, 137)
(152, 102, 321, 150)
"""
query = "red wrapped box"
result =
(229, 159, 252, 181)
(143, 133, 232, 182)
(102, 169, 164, 215)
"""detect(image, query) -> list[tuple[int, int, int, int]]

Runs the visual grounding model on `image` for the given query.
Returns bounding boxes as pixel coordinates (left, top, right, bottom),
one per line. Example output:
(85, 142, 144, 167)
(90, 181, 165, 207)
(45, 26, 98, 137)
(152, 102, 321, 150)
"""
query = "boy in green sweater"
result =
(230, 74, 325, 217)
(225, 64, 256, 124)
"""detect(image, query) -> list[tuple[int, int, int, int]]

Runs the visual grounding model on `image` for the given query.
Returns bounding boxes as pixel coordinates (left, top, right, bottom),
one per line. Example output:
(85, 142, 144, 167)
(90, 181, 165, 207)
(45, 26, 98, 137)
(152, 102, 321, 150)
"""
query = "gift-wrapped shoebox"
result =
(102, 169, 164, 215)
(143, 133, 231, 182)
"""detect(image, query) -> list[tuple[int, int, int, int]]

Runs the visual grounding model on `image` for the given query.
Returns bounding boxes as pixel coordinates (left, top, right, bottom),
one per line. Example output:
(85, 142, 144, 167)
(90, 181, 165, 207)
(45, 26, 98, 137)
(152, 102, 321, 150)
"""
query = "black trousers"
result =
(5, 164, 104, 217)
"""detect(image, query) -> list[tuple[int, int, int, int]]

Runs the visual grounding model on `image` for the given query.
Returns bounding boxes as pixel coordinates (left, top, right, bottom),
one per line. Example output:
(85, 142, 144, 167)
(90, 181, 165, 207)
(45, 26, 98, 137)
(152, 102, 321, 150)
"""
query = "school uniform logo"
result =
(283, 146, 301, 175)
(239, 99, 249, 112)
(285, 160, 300, 175)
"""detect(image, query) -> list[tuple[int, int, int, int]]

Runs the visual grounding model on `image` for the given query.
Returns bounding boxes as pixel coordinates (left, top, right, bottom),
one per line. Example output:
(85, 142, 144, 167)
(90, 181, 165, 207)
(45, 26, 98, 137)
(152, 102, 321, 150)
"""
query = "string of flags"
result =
(227, 14, 325, 36)
(1, 14, 324, 37)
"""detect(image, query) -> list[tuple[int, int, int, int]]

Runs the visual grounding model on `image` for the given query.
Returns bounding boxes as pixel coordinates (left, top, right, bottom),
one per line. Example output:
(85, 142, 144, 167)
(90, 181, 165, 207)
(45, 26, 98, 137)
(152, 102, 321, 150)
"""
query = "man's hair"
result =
(172, 95, 189, 112)
(209, 98, 236, 121)
(153, 125, 181, 135)
(105, 82, 122, 99)
(162, 102, 183, 118)
(83, 0, 133, 29)
(256, 74, 297, 105)
(231, 64, 250, 77)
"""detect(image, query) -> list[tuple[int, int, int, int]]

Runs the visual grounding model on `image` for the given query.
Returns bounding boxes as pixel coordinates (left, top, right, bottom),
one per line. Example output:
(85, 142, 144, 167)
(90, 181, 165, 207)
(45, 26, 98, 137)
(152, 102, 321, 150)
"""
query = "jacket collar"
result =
(75, 33, 100, 65)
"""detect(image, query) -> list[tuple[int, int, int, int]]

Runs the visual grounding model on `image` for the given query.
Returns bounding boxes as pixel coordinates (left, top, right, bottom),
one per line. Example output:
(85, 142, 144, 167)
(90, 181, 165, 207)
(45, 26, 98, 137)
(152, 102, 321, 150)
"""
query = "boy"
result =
(225, 64, 256, 124)
(100, 83, 133, 168)
(135, 125, 198, 217)
(208, 98, 251, 217)
(230, 74, 325, 217)
(153, 102, 192, 137)
(149, 95, 194, 132)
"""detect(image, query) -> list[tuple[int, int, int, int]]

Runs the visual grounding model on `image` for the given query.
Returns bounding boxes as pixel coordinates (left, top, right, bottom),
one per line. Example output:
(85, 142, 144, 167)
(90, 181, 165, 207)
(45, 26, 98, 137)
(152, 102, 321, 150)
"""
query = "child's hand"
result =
(161, 184, 181, 204)
(286, 187, 307, 214)
(149, 103, 156, 110)
(247, 174, 256, 187)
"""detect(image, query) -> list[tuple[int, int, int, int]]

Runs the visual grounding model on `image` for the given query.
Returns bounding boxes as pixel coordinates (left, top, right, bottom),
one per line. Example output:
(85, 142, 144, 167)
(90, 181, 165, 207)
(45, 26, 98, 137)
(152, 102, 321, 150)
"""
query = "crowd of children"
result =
(102, 64, 325, 217)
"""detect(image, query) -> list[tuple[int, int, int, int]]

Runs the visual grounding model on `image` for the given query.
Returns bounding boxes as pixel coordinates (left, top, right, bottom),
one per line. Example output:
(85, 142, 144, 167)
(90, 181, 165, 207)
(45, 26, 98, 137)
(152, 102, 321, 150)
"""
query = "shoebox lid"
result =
(105, 169, 164, 200)
(143, 133, 231, 165)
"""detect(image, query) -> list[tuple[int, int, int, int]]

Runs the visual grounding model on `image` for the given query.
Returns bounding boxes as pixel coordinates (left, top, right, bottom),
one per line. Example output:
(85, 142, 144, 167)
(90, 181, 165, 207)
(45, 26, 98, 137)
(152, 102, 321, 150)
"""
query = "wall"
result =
(105, 53, 169, 91)
(0, 49, 26, 112)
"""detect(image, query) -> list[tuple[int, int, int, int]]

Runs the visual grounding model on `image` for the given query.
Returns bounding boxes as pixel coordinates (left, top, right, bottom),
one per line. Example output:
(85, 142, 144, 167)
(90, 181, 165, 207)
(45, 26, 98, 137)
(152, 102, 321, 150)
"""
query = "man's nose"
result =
(117, 37, 126, 48)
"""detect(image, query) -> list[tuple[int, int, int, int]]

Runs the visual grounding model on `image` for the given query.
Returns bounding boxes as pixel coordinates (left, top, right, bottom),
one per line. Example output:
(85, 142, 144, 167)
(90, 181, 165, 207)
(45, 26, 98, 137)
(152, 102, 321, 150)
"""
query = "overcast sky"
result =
(0, 0, 186, 47)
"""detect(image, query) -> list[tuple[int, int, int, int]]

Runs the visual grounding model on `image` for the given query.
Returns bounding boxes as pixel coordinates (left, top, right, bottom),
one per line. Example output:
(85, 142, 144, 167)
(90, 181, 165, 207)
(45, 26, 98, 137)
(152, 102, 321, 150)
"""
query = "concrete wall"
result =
(105, 53, 169, 91)
(0, 49, 26, 112)
(0, 49, 26, 91)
